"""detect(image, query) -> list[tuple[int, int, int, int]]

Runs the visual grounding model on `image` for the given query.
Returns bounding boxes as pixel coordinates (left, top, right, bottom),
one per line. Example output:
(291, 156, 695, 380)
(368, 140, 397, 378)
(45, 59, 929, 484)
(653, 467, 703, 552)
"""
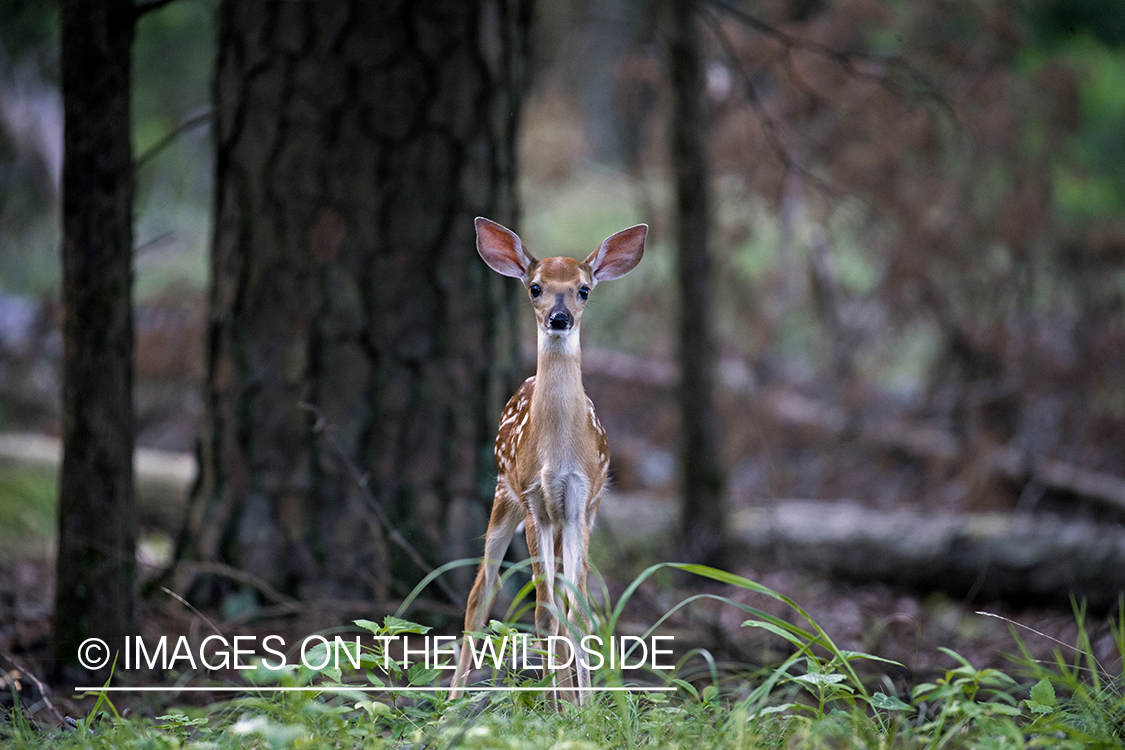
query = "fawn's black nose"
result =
(548, 310, 571, 330)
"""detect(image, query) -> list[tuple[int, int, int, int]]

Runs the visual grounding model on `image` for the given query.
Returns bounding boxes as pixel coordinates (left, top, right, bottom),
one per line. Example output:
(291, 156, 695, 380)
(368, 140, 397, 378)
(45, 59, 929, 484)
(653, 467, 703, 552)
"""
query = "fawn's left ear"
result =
(583, 224, 647, 284)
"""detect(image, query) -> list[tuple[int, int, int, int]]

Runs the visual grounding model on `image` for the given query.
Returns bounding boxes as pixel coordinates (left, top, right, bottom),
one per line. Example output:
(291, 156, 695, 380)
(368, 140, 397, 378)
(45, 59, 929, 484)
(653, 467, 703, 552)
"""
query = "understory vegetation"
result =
(3, 564, 1122, 749)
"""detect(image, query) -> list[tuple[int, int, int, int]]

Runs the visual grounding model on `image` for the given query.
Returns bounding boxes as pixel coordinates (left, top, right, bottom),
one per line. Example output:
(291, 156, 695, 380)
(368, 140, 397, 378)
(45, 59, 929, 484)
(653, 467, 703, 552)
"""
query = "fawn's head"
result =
(475, 217, 647, 339)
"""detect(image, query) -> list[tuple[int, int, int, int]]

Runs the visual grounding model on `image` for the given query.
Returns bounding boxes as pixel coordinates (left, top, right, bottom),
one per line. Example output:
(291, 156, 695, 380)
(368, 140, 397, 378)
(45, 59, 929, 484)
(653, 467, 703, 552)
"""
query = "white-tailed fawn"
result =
(449, 217, 647, 705)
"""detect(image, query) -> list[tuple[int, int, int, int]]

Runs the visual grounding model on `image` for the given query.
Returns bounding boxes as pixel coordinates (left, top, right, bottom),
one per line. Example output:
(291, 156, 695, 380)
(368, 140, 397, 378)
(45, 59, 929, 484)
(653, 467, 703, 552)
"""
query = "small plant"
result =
(910, 648, 1024, 745)
(988, 596, 1125, 747)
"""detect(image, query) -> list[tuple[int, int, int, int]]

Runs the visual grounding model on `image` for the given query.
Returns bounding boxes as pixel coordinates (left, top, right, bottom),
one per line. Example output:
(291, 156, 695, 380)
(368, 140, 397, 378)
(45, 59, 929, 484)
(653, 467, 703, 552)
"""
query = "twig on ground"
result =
(175, 561, 301, 613)
(0, 651, 66, 725)
(161, 586, 225, 638)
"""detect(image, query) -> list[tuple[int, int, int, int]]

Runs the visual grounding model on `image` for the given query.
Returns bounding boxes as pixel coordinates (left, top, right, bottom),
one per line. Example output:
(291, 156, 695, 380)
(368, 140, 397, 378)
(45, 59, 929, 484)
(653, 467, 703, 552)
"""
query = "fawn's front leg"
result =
(525, 514, 581, 705)
(450, 491, 522, 698)
(561, 513, 593, 700)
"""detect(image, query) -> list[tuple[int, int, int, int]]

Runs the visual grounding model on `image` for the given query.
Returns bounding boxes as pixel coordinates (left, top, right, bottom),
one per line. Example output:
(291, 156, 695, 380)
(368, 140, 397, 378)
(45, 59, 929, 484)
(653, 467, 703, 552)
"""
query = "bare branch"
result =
(135, 109, 213, 170)
(132, 0, 182, 20)
(700, 9, 841, 199)
(704, 0, 948, 111)
(134, 231, 175, 257)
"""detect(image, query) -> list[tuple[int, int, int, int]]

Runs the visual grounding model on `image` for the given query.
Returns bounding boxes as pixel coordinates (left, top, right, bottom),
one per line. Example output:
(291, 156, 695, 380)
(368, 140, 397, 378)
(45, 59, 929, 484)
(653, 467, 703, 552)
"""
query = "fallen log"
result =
(580, 349, 1125, 515)
(598, 494, 1125, 608)
(730, 500, 1125, 609)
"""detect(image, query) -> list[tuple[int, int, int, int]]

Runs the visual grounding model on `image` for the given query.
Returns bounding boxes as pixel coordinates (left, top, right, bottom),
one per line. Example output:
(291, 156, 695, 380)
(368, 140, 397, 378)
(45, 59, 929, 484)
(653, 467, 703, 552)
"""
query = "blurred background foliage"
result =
(0, 0, 214, 299)
(0, 0, 1123, 495)
(0, 1, 1121, 683)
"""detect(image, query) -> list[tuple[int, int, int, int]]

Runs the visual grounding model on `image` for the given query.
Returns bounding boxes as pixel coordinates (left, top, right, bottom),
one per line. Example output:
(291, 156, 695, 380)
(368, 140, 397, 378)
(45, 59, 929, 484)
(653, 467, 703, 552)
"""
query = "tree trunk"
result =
(182, 0, 531, 609)
(667, 0, 726, 565)
(52, 0, 137, 681)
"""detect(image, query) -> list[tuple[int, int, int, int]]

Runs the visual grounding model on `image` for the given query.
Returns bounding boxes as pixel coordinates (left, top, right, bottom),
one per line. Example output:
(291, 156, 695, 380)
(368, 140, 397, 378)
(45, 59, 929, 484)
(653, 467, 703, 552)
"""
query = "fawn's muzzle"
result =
(548, 310, 572, 330)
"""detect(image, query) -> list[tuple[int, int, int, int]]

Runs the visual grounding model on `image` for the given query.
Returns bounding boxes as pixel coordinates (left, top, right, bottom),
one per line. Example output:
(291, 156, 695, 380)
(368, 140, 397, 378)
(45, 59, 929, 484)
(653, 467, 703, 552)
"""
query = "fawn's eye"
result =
(529, 283, 541, 298)
(578, 286, 590, 301)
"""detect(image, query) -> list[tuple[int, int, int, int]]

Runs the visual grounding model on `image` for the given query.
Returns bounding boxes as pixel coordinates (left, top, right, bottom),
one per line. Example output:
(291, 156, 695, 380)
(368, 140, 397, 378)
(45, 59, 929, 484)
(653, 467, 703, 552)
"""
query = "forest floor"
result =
(0, 539, 1115, 724)
(0, 290, 1122, 722)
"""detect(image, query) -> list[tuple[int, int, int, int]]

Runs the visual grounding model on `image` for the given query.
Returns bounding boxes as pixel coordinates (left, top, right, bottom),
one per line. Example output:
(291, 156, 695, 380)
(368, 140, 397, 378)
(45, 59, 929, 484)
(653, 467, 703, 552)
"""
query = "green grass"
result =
(0, 466, 57, 559)
(4, 564, 1122, 749)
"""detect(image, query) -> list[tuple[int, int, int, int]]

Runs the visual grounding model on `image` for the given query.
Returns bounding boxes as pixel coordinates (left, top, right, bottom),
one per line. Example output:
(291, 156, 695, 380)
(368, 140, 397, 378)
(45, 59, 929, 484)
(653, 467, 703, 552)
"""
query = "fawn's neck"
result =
(530, 328, 586, 430)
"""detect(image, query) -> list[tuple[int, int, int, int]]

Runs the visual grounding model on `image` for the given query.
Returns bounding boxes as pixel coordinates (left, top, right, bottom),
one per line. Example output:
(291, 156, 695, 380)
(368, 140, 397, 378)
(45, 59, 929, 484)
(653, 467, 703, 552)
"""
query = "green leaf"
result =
(937, 647, 974, 669)
(1029, 678, 1056, 707)
(755, 703, 797, 716)
(526, 670, 556, 688)
(303, 642, 341, 682)
(1025, 700, 1054, 715)
(837, 650, 906, 668)
(355, 700, 392, 716)
(406, 662, 440, 686)
(333, 639, 362, 672)
(741, 620, 811, 648)
(487, 619, 521, 638)
(911, 682, 938, 700)
(670, 564, 784, 600)
(987, 703, 1024, 716)
(156, 713, 209, 727)
(870, 692, 912, 711)
(383, 615, 430, 636)
(671, 678, 699, 699)
(353, 618, 382, 635)
(793, 672, 847, 686)
(975, 668, 1017, 686)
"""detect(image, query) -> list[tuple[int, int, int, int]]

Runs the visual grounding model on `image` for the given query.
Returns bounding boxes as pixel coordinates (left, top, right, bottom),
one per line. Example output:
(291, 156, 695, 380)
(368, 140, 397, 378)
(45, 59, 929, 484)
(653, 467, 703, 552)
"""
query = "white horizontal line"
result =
(74, 686, 675, 693)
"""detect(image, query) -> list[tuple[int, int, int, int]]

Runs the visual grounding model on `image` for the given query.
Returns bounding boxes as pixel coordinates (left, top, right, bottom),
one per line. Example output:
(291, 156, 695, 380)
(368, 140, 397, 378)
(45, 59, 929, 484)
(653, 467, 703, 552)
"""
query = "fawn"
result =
(449, 217, 647, 704)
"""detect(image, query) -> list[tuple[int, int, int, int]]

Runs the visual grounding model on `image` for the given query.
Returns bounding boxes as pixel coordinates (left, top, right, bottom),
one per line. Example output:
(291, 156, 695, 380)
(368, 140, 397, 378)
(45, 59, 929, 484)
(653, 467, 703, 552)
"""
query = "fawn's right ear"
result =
(476, 217, 536, 279)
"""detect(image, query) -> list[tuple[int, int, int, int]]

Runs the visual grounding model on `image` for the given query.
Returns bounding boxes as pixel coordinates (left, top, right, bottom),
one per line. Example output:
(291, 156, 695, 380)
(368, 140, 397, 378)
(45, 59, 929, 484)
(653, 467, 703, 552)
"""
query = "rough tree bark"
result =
(667, 0, 726, 565)
(181, 0, 531, 608)
(52, 0, 138, 680)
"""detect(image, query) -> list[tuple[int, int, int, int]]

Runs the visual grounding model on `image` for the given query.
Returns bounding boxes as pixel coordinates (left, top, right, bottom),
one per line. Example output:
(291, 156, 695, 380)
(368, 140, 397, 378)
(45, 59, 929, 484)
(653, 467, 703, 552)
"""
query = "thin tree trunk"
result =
(181, 0, 531, 610)
(52, 0, 137, 681)
(668, 0, 726, 565)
